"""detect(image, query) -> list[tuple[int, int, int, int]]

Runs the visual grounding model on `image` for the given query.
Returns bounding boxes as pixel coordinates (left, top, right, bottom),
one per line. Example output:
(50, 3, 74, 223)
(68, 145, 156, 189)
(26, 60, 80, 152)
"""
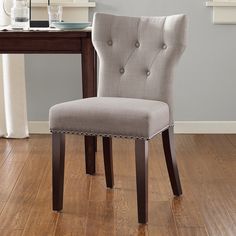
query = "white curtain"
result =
(0, 55, 29, 138)
(0, 0, 29, 138)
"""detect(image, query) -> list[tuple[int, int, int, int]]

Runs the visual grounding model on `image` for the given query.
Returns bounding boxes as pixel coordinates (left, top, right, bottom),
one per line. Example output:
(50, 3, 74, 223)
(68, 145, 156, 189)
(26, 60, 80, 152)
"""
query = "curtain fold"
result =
(0, 1, 29, 138)
(0, 54, 29, 138)
(0, 56, 7, 136)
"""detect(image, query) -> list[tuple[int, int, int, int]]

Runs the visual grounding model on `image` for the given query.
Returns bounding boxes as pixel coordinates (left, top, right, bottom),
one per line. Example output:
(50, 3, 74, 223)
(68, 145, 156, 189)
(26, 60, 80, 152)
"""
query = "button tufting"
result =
(146, 70, 151, 76)
(107, 40, 113, 46)
(135, 41, 140, 48)
(162, 44, 167, 49)
(120, 67, 125, 74)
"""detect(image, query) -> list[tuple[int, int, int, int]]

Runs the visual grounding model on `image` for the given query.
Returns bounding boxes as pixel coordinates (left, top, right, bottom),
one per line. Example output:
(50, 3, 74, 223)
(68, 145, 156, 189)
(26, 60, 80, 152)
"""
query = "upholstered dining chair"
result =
(49, 13, 186, 224)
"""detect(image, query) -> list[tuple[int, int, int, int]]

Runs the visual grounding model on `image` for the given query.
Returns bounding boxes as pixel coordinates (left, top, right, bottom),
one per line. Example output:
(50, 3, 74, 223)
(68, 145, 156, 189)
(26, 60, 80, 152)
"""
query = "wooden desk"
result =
(0, 29, 97, 174)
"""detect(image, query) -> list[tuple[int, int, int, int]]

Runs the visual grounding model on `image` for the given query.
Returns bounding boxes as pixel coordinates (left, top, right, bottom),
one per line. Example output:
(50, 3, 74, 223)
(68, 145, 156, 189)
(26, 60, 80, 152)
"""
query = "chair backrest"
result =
(92, 13, 186, 124)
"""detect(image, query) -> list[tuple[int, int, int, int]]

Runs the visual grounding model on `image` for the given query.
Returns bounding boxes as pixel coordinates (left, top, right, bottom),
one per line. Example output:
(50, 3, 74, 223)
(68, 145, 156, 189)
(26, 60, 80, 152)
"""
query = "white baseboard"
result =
(28, 121, 236, 134)
(174, 121, 236, 134)
(28, 121, 50, 134)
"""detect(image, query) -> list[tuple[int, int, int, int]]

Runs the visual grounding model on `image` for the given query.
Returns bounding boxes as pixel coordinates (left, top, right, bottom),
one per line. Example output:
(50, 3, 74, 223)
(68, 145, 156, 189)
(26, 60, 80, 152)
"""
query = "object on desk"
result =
(1, 0, 11, 26)
(29, 0, 49, 27)
(52, 22, 90, 30)
(48, 5, 63, 28)
(29, 1, 95, 27)
(11, 0, 29, 29)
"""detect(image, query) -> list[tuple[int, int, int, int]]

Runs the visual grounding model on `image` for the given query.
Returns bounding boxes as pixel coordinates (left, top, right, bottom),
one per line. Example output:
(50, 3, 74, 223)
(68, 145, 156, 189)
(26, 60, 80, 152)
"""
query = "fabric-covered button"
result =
(162, 44, 167, 49)
(135, 41, 140, 48)
(146, 70, 151, 76)
(120, 68, 125, 74)
(107, 40, 113, 46)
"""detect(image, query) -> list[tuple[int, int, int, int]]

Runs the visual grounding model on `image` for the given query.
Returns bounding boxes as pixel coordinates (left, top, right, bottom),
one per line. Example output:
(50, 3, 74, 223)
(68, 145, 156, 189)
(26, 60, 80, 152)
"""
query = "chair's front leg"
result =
(52, 133, 65, 211)
(162, 126, 182, 196)
(103, 137, 114, 188)
(135, 139, 148, 224)
(84, 136, 96, 175)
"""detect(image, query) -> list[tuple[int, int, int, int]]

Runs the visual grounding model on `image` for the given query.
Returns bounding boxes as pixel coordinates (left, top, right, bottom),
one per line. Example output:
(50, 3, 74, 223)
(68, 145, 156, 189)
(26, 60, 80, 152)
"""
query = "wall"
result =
(25, 54, 82, 121)
(25, 0, 236, 125)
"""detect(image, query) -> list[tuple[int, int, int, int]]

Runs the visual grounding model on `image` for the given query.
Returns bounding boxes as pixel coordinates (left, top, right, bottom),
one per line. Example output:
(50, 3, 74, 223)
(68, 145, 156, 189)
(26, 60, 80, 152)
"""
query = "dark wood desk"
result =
(0, 29, 97, 174)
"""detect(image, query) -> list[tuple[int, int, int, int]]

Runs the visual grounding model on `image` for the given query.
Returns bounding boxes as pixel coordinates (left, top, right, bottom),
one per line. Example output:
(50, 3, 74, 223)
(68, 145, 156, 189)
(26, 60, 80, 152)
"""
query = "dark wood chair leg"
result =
(103, 137, 114, 188)
(135, 139, 148, 224)
(84, 136, 96, 175)
(95, 136, 97, 152)
(81, 37, 97, 174)
(162, 126, 182, 196)
(52, 133, 65, 211)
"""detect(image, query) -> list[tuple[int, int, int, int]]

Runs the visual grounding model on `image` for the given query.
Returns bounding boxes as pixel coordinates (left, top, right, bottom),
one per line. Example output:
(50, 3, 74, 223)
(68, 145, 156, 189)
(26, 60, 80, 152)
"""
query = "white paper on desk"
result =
(0, 25, 11, 31)
(29, 27, 59, 31)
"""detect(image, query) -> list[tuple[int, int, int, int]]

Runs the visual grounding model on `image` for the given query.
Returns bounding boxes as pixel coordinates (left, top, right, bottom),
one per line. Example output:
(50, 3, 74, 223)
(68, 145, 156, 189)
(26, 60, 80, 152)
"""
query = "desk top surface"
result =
(0, 26, 92, 38)
(0, 26, 93, 53)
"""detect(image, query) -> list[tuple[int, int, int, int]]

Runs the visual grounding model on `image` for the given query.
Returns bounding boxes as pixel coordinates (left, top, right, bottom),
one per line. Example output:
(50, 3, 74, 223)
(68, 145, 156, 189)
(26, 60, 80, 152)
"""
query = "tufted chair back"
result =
(92, 13, 186, 125)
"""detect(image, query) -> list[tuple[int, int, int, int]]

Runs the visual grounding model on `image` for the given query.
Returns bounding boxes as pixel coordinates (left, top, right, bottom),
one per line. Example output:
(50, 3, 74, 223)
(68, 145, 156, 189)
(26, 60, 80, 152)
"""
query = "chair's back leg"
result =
(102, 137, 114, 188)
(52, 133, 65, 211)
(135, 139, 148, 224)
(162, 126, 182, 196)
(84, 136, 96, 175)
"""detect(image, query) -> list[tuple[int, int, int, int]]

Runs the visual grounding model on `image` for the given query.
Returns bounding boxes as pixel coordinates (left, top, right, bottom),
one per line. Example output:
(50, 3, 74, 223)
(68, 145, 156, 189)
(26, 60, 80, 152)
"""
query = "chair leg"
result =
(95, 136, 97, 152)
(103, 137, 114, 188)
(162, 126, 182, 196)
(135, 139, 148, 224)
(52, 133, 65, 211)
(84, 136, 96, 175)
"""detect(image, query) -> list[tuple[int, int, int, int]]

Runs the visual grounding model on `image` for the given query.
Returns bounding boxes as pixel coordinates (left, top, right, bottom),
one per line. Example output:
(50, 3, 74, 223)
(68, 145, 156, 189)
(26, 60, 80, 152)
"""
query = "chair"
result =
(49, 13, 186, 224)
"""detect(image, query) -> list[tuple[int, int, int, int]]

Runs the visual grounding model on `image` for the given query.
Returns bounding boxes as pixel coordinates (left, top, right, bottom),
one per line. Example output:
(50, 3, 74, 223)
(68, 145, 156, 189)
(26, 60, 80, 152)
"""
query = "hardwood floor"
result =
(0, 134, 235, 236)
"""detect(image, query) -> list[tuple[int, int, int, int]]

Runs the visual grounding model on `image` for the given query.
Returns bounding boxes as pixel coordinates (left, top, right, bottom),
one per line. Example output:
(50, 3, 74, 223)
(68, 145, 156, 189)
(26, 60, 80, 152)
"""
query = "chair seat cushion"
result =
(49, 97, 169, 140)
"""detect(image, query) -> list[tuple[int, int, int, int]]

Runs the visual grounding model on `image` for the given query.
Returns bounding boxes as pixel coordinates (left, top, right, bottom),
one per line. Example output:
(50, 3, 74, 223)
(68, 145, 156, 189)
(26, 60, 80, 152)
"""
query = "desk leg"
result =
(82, 37, 97, 175)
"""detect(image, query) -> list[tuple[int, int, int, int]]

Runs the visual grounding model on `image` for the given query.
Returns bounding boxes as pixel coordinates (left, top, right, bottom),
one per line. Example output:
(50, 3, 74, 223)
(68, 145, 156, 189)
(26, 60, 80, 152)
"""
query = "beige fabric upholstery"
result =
(92, 13, 186, 124)
(49, 13, 186, 139)
(50, 97, 169, 140)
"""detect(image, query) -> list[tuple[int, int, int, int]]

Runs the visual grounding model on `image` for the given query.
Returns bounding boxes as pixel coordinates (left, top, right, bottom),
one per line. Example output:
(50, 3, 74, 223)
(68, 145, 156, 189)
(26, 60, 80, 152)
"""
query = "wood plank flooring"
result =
(0, 134, 235, 236)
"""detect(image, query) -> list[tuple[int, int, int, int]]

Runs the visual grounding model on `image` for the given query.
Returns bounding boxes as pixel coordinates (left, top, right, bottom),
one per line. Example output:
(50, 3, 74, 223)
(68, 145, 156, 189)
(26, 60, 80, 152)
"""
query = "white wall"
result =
(25, 0, 236, 126)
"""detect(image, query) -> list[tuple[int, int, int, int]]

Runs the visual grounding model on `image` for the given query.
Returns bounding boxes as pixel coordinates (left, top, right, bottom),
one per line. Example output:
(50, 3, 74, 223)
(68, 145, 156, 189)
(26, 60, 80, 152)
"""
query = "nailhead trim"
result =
(50, 125, 171, 140)
(50, 129, 149, 140)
